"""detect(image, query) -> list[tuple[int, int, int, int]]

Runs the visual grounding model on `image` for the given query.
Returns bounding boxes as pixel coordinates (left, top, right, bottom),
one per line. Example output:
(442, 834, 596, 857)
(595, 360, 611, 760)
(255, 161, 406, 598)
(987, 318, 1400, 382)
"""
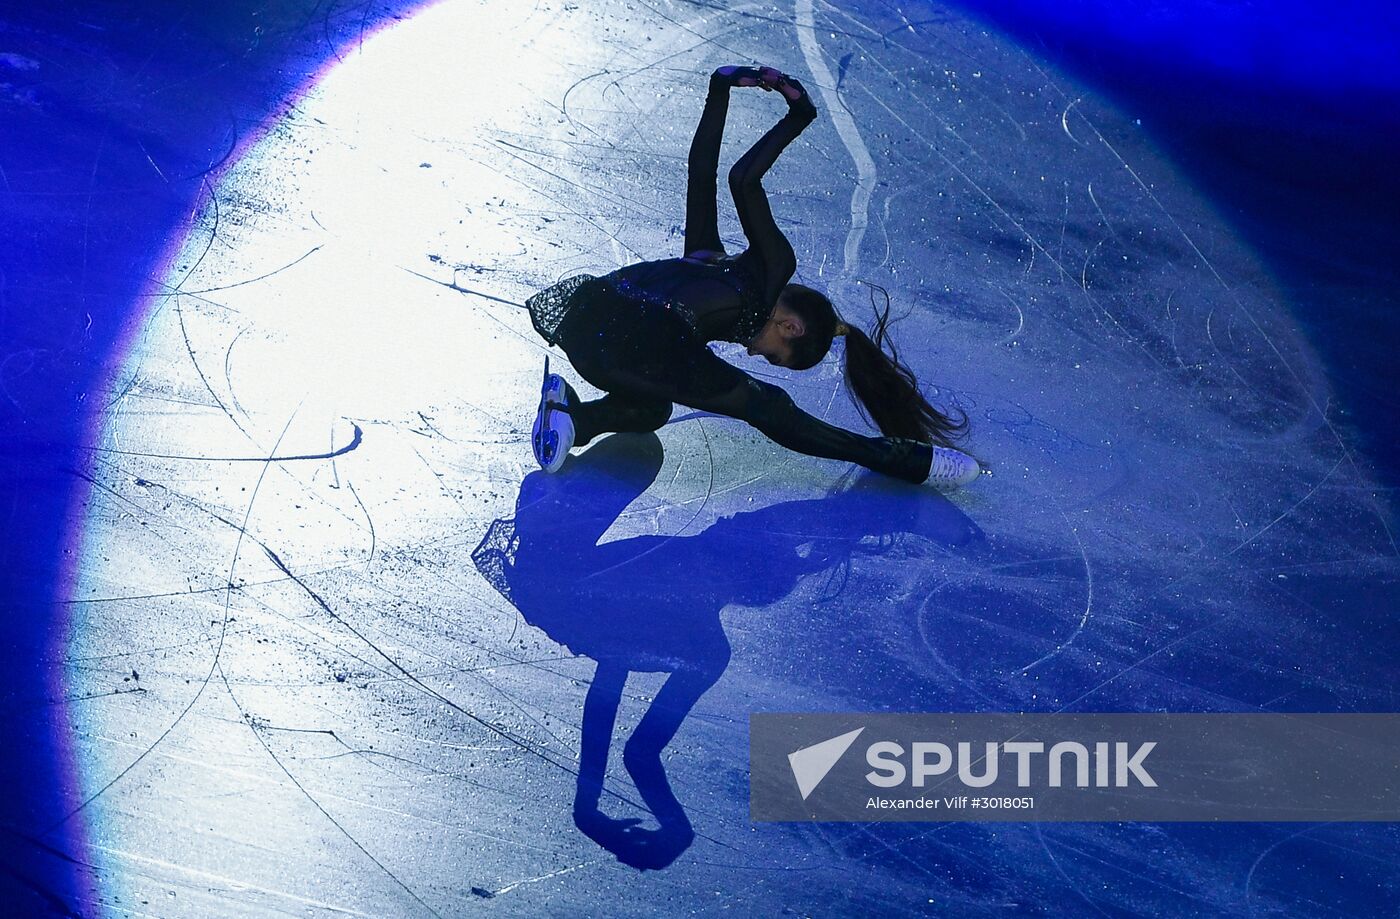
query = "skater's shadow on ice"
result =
(472, 433, 978, 869)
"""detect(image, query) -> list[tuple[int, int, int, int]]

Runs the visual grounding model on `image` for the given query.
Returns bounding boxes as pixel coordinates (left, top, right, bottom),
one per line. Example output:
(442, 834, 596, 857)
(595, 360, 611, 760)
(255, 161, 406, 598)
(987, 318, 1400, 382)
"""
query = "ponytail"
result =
(840, 284, 968, 449)
(779, 281, 969, 449)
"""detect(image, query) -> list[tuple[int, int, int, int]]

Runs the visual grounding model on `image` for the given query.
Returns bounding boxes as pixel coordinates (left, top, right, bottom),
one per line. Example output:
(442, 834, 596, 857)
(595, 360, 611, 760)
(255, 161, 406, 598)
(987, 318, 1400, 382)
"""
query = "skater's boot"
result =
(926, 446, 981, 490)
(532, 357, 577, 473)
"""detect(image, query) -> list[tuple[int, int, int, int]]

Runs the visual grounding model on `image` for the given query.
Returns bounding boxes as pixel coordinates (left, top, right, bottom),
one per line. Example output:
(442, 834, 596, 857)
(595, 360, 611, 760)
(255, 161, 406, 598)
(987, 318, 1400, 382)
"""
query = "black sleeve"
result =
(728, 81, 818, 305)
(684, 72, 738, 257)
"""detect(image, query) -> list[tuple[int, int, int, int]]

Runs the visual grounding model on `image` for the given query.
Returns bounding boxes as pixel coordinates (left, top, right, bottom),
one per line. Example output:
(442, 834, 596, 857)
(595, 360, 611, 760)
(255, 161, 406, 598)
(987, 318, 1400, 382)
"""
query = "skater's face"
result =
(746, 302, 805, 367)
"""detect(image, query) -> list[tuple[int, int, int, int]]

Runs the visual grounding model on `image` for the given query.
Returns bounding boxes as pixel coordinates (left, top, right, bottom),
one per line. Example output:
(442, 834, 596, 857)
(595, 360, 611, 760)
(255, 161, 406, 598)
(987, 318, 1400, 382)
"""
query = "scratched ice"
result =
(65, 1, 1400, 915)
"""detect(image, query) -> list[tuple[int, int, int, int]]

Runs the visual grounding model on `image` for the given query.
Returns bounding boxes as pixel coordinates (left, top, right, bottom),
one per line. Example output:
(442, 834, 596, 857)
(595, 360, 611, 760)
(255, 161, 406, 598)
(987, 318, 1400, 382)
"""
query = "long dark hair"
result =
(782, 282, 968, 449)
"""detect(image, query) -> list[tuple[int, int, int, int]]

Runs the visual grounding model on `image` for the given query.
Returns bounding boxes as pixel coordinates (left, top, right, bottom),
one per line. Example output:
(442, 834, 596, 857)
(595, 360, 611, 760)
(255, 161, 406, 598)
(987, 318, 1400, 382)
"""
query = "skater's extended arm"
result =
(730, 76, 818, 305)
(643, 352, 930, 484)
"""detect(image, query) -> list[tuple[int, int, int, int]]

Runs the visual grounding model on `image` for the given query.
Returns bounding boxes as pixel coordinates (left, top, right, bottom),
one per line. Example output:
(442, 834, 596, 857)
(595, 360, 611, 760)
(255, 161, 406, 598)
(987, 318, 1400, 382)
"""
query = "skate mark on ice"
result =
(491, 859, 606, 897)
(1225, 455, 1345, 558)
(347, 478, 377, 568)
(222, 322, 253, 419)
(1061, 97, 1086, 145)
(59, 405, 302, 826)
(1071, 108, 1397, 553)
(839, 54, 1169, 367)
(88, 421, 362, 463)
(1017, 510, 1094, 673)
(217, 665, 445, 917)
(1033, 824, 1115, 917)
(184, 244, 323, 296)
(797, 0, 878, 276)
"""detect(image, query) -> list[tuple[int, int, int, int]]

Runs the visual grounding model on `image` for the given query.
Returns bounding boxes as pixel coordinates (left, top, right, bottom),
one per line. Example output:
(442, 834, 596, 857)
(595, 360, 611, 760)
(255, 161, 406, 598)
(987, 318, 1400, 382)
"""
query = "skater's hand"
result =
(766, 71, 816, 120)
(754, 66, 816, 119)
(712, 65, 817, 119)
(713, 65, 765, 88)
(769, 72, 808, 102)
(756, 66, 786, 92)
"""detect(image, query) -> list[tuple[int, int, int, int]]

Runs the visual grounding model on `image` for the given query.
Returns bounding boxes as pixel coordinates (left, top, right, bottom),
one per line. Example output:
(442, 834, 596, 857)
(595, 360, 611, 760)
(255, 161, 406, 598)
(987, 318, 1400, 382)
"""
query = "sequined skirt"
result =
(525, 274, 596, 346)
(526, 272, 699, 347)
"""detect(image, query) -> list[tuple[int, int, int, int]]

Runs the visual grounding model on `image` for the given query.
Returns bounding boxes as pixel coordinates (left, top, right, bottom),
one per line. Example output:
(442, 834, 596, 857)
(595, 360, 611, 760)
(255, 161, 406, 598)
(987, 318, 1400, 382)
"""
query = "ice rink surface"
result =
(5, 0, 1399, 915)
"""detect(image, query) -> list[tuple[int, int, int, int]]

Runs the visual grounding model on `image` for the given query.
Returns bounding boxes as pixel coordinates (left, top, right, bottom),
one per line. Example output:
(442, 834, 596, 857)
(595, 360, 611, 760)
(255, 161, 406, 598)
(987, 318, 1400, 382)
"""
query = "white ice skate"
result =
(531, 357, 575, 473)
(927, 445, 981, 490)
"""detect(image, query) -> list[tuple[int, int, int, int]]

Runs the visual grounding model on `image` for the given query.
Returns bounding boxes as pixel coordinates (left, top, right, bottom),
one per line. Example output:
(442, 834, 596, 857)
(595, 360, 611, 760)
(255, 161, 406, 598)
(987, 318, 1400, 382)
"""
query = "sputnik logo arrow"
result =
(788, 727, 865, 800)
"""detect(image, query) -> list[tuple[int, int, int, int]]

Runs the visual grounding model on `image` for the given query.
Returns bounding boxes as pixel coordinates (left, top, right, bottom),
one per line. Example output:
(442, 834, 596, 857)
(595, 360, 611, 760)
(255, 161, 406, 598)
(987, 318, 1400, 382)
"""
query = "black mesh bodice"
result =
(603, 255, 772, 344)
(526, 255, 774, 348)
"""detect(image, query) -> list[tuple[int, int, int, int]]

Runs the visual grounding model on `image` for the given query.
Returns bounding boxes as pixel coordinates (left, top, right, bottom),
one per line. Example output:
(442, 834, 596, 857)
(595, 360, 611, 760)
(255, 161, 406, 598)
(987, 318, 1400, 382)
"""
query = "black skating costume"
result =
(526, 68, 934, 483)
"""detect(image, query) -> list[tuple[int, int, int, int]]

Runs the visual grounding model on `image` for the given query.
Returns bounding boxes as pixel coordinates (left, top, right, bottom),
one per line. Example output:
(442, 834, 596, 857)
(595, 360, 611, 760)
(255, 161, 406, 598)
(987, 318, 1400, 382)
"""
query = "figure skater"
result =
(526, 65, 980, 488)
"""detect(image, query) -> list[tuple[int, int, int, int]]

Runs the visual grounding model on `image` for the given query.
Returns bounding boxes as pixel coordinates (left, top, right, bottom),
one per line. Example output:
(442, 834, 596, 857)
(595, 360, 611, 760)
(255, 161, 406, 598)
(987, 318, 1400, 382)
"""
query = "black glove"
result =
(709, 66, 818, 121)
(776, 75, 818, 122)
(711, 65, 765, 87)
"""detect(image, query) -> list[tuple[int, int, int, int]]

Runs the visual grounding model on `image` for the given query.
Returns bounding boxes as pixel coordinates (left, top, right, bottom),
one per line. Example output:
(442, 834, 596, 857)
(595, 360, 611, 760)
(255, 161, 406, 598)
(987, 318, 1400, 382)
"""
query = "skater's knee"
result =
(630, 400, 672, 433)
(599, 395, 671, 434)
